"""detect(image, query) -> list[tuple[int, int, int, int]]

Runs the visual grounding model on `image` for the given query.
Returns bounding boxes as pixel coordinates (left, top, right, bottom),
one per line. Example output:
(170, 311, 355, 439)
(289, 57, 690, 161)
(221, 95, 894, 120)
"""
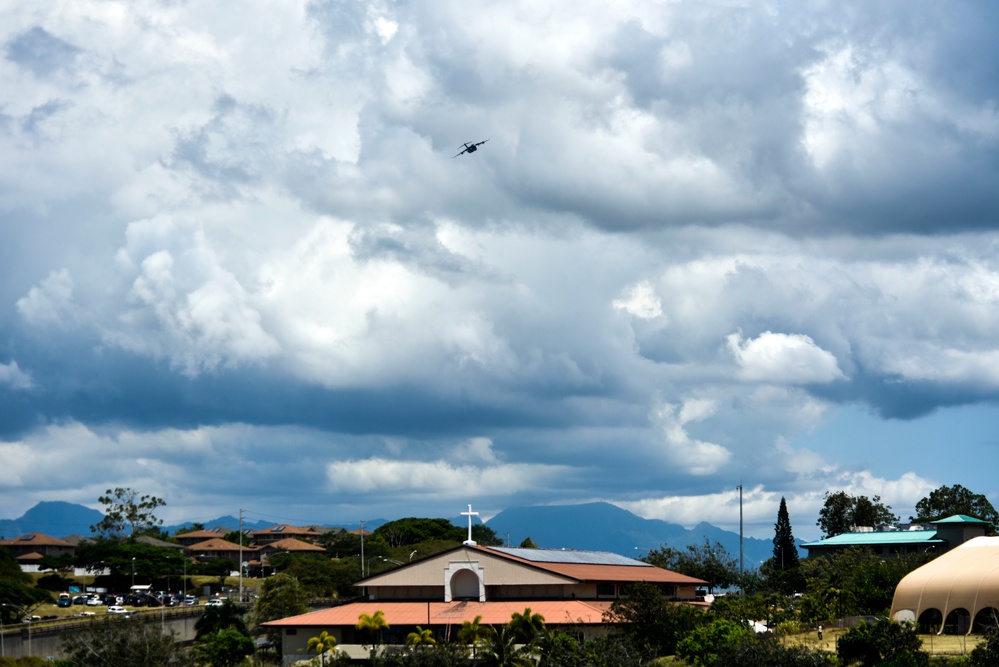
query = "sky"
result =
(1, 0, 997, 543)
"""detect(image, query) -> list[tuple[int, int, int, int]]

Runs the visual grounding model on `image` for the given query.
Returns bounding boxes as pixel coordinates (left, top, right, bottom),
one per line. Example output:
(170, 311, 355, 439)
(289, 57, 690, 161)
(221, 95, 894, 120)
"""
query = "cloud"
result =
(728, 331, 845, 384)
(327, 453, 573, 498)
(613, 281, 664, 320)
(0, 361, 34, 391)
(0, 1, 997, 537)
(652, 400, 731, 475)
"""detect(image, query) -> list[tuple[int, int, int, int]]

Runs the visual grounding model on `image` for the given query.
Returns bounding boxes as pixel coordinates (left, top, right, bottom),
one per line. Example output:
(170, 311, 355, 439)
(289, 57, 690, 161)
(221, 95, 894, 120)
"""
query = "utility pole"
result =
(359, 520, 365, 577)
(238, 509, 244, 604)
(738, 484, 744, 594)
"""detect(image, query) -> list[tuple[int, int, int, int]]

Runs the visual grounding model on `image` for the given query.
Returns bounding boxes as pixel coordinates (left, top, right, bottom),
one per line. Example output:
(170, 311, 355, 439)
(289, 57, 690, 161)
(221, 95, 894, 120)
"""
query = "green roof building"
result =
(802, 515, 991, 559)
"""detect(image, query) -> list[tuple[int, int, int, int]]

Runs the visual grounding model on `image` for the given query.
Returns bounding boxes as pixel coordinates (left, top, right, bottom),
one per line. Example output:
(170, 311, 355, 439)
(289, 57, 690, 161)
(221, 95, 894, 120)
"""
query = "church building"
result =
(263, 507, 708, 663)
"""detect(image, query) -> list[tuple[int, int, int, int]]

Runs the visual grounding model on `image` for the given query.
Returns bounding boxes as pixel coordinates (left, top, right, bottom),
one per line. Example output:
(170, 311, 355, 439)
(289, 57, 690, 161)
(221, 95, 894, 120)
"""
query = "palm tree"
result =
(479, 624, 536, 667)
(356, 609, 390, 648)
(509, 607, 547, 644)
(307, 630, 337, 666)
(406, 625, 436, 649)
(459, 614, 494, 643)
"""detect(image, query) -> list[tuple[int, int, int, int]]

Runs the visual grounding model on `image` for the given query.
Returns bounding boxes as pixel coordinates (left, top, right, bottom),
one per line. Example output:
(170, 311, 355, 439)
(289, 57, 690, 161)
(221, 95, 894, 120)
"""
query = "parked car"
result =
(205, 599, 225, 608)
(73, 595, 88, 605)
(86, 596, 103, 606)
(107, 606, 128, 614)
(184, 595, 196, 605)
(58, 593, 72, 608)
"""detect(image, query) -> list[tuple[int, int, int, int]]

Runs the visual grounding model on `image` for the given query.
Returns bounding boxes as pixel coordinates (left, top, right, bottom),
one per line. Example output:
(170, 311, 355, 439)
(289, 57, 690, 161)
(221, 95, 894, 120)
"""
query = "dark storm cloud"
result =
(2, 0, 998, 533)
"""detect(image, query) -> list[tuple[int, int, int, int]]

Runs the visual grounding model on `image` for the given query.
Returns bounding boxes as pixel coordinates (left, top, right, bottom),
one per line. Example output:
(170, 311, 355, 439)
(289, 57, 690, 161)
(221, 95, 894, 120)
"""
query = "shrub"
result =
(837, 619, 928, 667)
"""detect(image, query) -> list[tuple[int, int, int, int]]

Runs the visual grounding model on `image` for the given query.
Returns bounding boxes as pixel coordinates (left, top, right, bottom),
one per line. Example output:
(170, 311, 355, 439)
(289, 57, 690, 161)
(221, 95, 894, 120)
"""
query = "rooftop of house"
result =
(0, 532, 75, 547)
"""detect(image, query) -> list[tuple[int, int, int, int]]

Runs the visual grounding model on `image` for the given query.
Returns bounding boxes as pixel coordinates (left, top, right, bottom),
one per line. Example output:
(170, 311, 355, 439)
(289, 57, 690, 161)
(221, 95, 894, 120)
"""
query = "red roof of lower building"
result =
(264, 599, 615, 628)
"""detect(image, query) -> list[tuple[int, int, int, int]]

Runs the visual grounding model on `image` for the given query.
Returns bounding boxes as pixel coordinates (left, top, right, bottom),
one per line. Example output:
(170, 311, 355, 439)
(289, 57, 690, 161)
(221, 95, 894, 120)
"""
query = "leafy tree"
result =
(406, 626, 436, 648)
(194, 626, 256, 667)
(61, 614, 193, 666)
(802, 547, 930, 617)
(537, 632, 587, 667)
(0, 547, 53, 616)
(356, 609, 390, 647)
(911, 484, 999, 533)
(836, 618, 928, 667)
(195, 599, 249, 640)
(222, 529, 251, 546)
(282, 553, 360, 598)
(519, 537, 538, 549)
(37, 552, 76, 572)
(675, 618, 752, 667)
(90, 487, 166, 539)
(472, 524, 504, 546)
(308, 630, 338, 666)
(175, 522, 205, 534)
(252, 573, 311, 645)
(374, 518, 463, 546)
(317, 530, 363, 558)
(969, 624, 999, 667)
(817, 491, 898, 538)
(605, 581, 704, 658)
(191, 558, 237, 588)
(645, 540, 739, 593)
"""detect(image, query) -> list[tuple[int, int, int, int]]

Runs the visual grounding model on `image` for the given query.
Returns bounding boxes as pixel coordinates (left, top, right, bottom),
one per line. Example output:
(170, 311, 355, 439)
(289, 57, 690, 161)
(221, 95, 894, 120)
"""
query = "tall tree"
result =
(817, 491, 898, 537)
(252, 573, 311, 645)
(90, 487, 166, 539)
(762, 496, 806, 595)
(772, 497, 800, 571)
(911, 484, 999, 533)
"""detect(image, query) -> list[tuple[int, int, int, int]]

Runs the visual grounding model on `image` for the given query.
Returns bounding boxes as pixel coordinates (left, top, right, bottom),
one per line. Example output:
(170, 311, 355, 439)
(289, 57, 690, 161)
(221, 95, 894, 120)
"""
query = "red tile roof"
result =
(186, 538, 253, 552)
(0, 532, 75, 547)
(263, 537, 325, 552)
(264, 599, 615, 628)
(472, 546, 708, 585)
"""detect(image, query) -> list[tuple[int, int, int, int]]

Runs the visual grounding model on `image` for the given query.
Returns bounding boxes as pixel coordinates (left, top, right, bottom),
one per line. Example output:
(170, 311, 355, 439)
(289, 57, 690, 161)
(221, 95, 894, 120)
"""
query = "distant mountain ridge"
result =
(0, 501, 105, 540)
(484, 502, 777, 567)
(2, 500, 780, 568)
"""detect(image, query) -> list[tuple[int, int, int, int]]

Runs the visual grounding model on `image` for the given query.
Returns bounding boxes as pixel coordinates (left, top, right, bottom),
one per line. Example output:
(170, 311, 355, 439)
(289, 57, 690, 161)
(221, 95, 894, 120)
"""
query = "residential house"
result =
(252, 525, 324, 547)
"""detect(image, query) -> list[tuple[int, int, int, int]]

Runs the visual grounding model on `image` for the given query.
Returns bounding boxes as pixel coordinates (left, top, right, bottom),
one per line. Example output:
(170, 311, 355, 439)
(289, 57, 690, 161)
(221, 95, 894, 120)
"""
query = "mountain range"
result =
(1, 500, 780, 567)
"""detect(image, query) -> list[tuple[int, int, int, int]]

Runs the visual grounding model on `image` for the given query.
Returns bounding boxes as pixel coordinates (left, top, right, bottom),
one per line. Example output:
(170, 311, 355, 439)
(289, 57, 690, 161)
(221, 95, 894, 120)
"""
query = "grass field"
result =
(786, 626, 986, 656)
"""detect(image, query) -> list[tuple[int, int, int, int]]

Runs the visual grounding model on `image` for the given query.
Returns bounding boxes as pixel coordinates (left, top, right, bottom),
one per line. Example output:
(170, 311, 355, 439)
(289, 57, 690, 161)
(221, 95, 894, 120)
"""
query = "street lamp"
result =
(131, 557, 136, 588)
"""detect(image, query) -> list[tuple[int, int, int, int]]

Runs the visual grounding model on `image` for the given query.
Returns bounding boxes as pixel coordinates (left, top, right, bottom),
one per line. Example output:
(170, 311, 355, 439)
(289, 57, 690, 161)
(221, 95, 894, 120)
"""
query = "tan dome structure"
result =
(890, 536, 999, 635)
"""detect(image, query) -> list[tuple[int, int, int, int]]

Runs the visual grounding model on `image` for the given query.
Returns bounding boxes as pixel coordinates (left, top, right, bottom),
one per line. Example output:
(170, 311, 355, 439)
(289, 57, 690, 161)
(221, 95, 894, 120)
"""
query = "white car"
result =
(86, 596, 103, 606)
(205, 598, 225, 608)
(107, 606, 128, 614)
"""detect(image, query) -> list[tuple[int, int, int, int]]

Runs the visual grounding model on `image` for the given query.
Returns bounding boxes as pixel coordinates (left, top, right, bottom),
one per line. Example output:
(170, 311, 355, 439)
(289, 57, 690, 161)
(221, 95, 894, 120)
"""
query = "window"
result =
(597, 583, 615, 597)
